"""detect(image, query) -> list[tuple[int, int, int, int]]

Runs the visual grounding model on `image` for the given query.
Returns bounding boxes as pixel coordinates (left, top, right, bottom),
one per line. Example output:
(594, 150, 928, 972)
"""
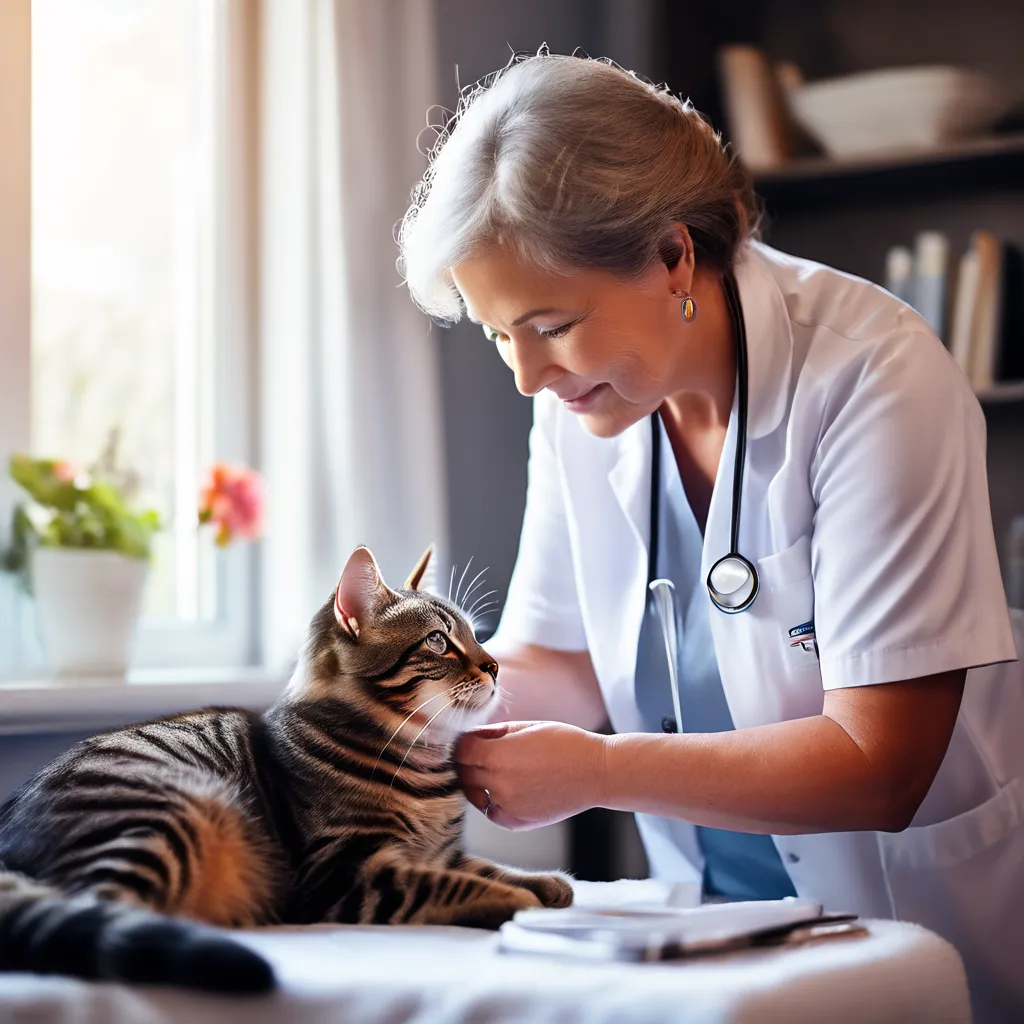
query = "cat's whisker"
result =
(460, 567, 490, 609)
(373, 690, 452, 777)
(390, 697, 458, 788)
(454, 555, 475, 607)
(447, 565, 456, 602)
(469, 601, 499, 619)
(469, 609, 500, 630)
(462, 580, 489, 610)
(467, 590, 498, 617)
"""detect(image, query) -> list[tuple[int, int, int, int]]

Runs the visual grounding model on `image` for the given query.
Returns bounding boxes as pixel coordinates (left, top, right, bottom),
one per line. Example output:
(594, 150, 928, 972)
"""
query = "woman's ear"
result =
(335, 546, 393, 637)
(661, 223, 696, 292)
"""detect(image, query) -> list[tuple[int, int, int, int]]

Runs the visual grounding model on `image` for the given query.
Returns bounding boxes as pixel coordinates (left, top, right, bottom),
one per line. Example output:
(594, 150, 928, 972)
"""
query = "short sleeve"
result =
(491, 393, 589, 651)
(810, 334, 1018, 690)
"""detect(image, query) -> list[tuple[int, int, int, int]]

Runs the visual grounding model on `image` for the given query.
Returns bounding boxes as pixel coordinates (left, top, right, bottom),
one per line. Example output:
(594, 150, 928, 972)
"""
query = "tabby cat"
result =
(0, 545, 573, 993)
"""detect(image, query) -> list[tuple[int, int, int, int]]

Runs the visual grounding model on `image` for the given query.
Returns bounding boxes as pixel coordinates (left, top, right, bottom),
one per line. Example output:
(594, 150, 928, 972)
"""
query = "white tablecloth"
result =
(0, 882, 972, 1023)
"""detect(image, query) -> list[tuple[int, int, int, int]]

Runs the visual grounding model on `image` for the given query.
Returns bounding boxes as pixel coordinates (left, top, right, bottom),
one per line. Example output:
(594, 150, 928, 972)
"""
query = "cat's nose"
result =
(480, 660, 498, 681)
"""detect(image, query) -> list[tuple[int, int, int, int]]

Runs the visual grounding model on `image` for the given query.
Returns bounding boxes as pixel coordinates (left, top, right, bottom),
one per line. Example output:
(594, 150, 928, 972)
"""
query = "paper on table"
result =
(514, 896, 824, 938)
(497, 897, 860, 963)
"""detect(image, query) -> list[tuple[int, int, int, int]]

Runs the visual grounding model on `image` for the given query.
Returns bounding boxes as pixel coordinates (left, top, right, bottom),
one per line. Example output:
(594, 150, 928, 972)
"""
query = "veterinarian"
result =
(398, 52, 1022, 1020)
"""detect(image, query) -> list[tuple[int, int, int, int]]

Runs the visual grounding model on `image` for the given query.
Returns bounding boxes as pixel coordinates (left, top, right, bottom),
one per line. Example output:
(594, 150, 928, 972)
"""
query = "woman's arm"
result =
(456, 668, 966, 833)
(600, 669, 966, 834)
(485, 639, 609, 733)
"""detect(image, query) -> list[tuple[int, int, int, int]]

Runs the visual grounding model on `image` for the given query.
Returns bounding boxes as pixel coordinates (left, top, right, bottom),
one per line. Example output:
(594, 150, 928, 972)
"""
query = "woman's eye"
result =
(537, 321, 576, 339)
(424, 630, 448, 655)
(481, 324, 502, 344)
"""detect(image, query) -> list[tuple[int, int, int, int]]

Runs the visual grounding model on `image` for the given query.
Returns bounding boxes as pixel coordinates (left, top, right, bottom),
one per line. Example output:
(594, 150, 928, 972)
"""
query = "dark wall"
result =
(757, 0, 1024, 95)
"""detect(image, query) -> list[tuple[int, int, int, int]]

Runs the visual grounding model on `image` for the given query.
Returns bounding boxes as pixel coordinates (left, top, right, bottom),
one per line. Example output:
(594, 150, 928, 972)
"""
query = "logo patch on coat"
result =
(788, 620, 818, 655)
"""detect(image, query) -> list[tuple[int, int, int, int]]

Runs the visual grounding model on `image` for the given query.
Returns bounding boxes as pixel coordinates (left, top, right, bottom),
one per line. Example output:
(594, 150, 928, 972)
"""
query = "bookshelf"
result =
(753, 133, 1024, 210)
(976, 382, 1024, 405)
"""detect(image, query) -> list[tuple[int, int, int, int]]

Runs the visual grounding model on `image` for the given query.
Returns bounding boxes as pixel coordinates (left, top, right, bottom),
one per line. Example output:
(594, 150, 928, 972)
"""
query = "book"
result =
(967, 230, 1004, 389)
(949, 247, 980, 378)
(716, 46, 793, 170)
(1005, 515, 1024, 611)
(912, 231, 950, 339)
(884, 245, 914, 305)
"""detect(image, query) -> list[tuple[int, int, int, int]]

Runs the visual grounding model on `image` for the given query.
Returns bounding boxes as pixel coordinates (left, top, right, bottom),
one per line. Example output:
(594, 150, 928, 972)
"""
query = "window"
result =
(0, 0, 257, 673)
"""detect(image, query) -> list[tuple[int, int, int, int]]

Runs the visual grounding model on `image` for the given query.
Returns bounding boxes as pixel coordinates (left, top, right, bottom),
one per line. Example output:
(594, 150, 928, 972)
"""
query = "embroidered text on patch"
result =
(788, 620, 817, 655)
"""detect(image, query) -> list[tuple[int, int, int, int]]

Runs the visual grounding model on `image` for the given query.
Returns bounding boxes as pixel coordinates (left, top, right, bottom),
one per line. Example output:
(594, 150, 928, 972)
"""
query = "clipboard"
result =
(497, 898, 864, 963)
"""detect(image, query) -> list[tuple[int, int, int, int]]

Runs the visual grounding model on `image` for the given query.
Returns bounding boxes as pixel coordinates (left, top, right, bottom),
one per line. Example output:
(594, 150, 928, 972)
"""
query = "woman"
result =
(399, 53, 1021, 1019)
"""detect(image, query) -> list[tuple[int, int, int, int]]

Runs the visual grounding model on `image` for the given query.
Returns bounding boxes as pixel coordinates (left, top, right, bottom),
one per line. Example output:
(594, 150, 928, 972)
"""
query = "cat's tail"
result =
(0, 866, 275, 993)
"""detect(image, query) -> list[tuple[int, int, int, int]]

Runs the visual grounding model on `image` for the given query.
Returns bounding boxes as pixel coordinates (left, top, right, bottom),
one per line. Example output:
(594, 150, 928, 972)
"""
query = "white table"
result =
(0, 882, 972, 1023)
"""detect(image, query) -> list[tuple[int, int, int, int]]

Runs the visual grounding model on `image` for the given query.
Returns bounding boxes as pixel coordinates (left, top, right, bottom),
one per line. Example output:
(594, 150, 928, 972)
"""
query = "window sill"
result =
(0, 667, 287, 737)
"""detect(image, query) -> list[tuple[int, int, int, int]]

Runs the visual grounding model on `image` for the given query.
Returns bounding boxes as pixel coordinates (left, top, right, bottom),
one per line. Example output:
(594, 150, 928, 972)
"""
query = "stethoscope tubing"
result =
(722, 271, 749, 559)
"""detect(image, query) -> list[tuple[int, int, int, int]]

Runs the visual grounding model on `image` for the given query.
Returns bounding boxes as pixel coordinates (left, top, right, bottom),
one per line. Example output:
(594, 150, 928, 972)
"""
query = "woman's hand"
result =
(454, 720, 608, 831)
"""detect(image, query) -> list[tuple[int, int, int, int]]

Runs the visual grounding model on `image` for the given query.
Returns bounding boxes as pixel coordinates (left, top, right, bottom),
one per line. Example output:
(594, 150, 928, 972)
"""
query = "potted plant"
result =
(2, 434, 265, 680)
(2, 432, 160, 678)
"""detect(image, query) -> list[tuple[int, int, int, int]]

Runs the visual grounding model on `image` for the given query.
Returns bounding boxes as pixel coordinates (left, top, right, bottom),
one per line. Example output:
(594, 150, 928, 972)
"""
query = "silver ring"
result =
(483, 788, 494, 818)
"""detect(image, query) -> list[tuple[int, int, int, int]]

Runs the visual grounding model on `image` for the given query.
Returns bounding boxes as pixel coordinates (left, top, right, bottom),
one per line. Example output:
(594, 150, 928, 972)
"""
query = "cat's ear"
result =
(335, 546, 392, 638)
(403, 544, 435, 592)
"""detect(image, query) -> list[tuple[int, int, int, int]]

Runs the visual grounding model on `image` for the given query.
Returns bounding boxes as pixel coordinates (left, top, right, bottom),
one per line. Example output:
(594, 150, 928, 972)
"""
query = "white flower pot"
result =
(31, 548, 149, 678)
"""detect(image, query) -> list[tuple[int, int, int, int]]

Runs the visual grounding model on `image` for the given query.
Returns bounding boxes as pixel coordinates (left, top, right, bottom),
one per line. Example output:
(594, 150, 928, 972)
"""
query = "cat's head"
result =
(295, 545, 500, 743)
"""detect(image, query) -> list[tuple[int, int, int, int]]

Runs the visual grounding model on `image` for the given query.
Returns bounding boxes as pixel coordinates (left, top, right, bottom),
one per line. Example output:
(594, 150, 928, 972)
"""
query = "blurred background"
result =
(1, 0, 1023, 881)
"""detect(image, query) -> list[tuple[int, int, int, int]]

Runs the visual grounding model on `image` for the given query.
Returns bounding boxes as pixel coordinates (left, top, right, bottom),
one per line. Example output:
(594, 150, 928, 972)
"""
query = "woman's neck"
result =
(661, 268, 736, 436)
(657, 269, 736, 535)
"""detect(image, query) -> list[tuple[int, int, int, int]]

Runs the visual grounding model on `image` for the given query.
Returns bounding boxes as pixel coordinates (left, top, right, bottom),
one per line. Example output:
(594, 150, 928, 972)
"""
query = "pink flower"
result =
(52, 460, 78, 482)
(198, 462, 264, 547)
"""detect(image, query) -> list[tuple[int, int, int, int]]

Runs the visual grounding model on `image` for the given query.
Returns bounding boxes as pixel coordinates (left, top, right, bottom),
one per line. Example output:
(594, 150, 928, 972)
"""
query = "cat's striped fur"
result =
(0, 546, 573, 992)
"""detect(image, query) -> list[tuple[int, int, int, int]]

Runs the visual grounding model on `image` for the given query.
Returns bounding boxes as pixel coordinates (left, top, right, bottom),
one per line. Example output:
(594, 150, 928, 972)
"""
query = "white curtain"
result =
(260, 0, 448, 669)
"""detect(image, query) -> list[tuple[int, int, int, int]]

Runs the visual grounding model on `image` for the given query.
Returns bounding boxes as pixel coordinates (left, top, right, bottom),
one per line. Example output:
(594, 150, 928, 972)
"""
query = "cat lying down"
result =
(0, 545, 574, 992)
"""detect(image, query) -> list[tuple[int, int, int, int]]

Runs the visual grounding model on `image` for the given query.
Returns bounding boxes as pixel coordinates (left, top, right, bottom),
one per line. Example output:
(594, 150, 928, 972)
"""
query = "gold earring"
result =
(673, 290, 697, 321)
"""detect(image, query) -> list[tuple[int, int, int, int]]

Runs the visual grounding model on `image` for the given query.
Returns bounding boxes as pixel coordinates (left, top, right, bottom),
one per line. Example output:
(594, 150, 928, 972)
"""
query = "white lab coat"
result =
(494, 242, 1022, 1020)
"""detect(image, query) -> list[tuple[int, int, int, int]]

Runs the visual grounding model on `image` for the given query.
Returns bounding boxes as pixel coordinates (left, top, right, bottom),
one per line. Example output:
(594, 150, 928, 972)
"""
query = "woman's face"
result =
(450, 245, 701, 438)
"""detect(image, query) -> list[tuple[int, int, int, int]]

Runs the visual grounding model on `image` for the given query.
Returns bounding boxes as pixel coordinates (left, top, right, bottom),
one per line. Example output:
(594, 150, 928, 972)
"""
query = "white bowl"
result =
(787, 66, 1009, 159)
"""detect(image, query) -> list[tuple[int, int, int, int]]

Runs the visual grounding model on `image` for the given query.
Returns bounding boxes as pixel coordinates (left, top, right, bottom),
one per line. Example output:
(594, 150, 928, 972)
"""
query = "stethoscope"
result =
(647, 271, 757, 732)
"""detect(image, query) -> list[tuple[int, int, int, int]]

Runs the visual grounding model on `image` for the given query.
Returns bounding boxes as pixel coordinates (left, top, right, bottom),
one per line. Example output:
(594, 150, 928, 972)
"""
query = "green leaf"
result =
(4, 452, 163, 567)
(8, 454, 80, 511)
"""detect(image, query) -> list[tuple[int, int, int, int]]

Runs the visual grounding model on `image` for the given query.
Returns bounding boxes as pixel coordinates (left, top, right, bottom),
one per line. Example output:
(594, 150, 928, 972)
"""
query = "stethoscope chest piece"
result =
(707, 553, 759, 614)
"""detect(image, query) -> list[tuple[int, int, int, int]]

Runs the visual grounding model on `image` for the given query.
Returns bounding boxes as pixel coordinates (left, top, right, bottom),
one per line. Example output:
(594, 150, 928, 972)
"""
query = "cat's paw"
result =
(520, 871, 574, 909)
(451, 887, 541, 930)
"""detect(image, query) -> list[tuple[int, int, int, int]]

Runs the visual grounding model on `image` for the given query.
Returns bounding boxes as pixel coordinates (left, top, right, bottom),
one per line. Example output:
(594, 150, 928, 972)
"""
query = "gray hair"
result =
(397, 52, 761, 322)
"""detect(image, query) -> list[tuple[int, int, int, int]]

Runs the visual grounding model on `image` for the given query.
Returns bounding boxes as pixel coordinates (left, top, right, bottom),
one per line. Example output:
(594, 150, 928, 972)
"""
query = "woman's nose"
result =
(507, 338, 553, 397)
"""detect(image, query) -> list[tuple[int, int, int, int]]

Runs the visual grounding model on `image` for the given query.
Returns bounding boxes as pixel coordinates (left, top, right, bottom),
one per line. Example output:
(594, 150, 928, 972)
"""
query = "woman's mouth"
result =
(561, 383, 609, 413)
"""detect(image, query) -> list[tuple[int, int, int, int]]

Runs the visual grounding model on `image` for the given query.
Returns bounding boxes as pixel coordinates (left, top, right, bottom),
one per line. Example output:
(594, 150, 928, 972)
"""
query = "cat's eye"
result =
(424, 630, 448, 655)
(481, 324, 502, 344)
